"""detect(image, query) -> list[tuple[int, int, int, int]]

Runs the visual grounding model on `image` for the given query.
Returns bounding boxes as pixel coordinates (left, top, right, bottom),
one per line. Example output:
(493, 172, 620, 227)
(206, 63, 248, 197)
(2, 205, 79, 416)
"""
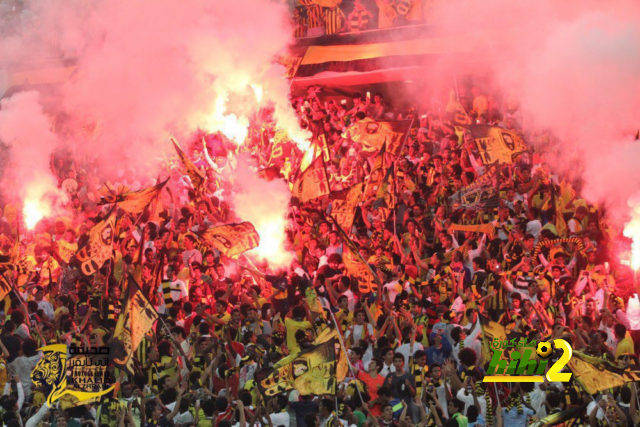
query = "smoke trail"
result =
(0, 91, 67, 228)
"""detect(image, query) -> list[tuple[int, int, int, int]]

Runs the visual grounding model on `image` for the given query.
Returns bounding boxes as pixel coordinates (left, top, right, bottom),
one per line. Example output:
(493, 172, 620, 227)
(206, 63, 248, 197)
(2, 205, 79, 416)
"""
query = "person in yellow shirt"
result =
(37, 250, 60, 288)
(284, 305, 312, 354)
(614, 324, 635, 359)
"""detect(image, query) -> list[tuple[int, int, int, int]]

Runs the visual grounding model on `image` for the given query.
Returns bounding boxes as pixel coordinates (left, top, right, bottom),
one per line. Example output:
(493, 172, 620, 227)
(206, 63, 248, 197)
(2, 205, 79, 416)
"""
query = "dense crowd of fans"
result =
(0, 81, 638, 427)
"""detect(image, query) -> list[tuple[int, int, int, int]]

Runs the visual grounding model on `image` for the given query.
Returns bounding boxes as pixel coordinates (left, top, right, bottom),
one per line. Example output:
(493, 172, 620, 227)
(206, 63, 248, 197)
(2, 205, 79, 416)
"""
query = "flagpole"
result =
(327, 307, 365, 404)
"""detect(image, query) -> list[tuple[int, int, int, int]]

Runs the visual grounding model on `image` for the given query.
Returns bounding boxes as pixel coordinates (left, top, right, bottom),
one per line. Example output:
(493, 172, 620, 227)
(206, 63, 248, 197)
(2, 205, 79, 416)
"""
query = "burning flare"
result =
(23, 199, 49, 230)
(624, 199, 640, 271)
(203, 93, 249, 145)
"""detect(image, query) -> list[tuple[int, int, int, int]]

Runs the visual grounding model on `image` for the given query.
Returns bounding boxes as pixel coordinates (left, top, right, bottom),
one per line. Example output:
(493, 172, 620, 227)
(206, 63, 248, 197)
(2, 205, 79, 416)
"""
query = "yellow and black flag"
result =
(529, 405, 587, 427)
(98, 178, 169, 214)
(0, 276, 13, 302)
(171, 137, 206, 192)
(111, 276, 159, 374)
(201, 222, 260, 258)
(343, 119, 412, 157)
(76, 209, 117, 276)
(567, 351, 640, 395)
(445, 90, 472, 126)
(300, 133, 331, 173)
(376, 163, 396, 210)
(256, 337, 338, 397)
(469, 125, 527, 165)
(292, 155, 330, 203)
(331, 183, 363, 232)
(313, 326, 348, 382)
(330, 216, 381, 296)
(479, 313, 527, 364)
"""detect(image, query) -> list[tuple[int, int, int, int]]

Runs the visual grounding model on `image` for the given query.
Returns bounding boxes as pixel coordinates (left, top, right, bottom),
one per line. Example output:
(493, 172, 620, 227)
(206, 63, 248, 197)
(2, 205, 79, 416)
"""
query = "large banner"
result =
(201, 222, 260, 258)
(469, 125, 527, 165)
(256, 338, 338, 397)
(342, 119, 412, 156)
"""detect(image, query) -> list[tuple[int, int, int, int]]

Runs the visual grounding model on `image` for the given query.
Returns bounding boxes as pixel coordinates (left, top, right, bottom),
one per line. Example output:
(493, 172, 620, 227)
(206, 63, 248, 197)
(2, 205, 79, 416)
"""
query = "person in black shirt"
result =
(0, 321, 21, 363)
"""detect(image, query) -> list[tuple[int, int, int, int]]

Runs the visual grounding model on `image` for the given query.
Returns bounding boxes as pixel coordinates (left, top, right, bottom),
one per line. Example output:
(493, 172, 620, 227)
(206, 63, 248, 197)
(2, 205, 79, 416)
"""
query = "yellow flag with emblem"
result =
(257, 338, 338, 397)
(112, 276, 159, 374)
(469, 125, 527, 165)
(342, 119, 411, 156)
(76, 209, 117, 276)
(201, 222, 260, 258)
(313, 326, 348, 382)
(292, 155, 331, 203)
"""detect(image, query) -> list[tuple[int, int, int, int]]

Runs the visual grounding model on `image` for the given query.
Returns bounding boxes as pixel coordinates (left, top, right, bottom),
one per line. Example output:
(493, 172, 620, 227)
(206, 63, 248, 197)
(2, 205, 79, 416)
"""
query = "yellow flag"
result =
(470, 126, 527, 165)
(331, 216, 381, 295)
(76, 210, 116, 276)
(201, 222, 260, 258)
(99, 178, 169, 214)
(257, 338, 338, 397)
(292, 155, 330, 203)
(0, 276, 13, 302)
(568, 351, 640, 394)
(171, 137, 206, 192)
(112, 277, 159, 374)
(332, 183, 363, 231)
(313, 327, 348, 382)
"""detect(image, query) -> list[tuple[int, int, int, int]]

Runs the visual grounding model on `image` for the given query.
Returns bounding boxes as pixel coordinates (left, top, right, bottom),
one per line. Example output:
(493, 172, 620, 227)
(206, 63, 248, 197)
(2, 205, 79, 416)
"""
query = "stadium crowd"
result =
(0, 81, 638, 427)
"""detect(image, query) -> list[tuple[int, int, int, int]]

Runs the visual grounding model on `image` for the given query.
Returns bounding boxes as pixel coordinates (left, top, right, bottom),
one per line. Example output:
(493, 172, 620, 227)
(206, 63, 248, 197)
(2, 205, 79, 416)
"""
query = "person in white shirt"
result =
(345, 310, 374, 344)
(157, 267, 188, 315)
(395, 325, 424, 371)
(378, 346, 396, 377)
(34, 286, 54, 322)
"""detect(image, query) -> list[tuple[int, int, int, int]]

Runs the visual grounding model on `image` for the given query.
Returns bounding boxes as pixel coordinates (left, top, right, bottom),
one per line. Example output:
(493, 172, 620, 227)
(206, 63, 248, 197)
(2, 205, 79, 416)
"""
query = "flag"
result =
(0, 276, 13, 302)
(330, 216, 381, 295)
(567, 351, 640, 394)
(448, 223, 495, 239)
(342, 119, 412, 156)
(300, 133, 331, 173)
(376, 164, 396, 209)
(331, 183, 363, 232)
(111, 277, 159, 374)
(469, 125, 527, 165)
(363, 142, 386, 201)
(448, 100, 473, 126)
(313, 326, 348, 382)
(76, 209, 117, 276)
(292, 155, 330, 203)
(256, 338, 338, 397)
(257, 166, 281, 181)
(201, 222, 260, 258)
(98, 178, 169, 214)
(450, 188, 501, 210)
(479, 314, 527, 364)
(528, 405, 587, 427)
(171, 137, 206, 192)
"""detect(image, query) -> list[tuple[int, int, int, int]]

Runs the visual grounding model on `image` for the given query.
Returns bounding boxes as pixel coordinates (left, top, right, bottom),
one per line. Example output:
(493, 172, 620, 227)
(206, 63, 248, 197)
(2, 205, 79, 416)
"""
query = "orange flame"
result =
(623, 202, 640, 271)
(23, 199, 49, 230)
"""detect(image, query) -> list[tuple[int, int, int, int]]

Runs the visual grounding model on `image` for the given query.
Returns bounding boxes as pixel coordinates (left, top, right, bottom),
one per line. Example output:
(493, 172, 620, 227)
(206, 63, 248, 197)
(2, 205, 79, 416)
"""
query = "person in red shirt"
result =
(357, 357, 386, 401)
